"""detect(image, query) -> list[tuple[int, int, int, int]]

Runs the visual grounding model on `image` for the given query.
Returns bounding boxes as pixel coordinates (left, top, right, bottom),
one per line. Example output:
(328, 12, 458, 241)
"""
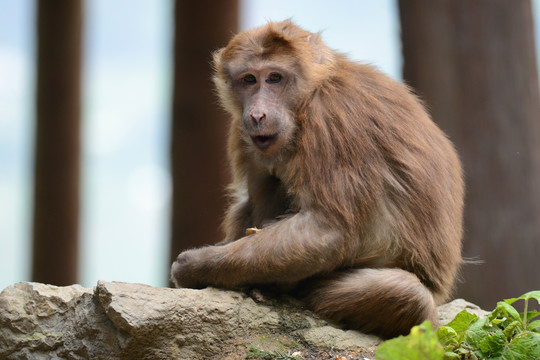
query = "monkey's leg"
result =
(305, 268, 438, 339)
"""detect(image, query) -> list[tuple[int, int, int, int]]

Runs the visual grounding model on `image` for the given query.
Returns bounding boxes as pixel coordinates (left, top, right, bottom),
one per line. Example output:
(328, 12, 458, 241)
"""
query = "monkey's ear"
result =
(211, 48, 228, 80)
(212, 48, 225, 67)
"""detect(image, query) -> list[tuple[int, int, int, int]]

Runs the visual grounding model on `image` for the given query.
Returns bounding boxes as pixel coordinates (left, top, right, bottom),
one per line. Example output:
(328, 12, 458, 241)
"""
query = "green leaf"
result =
(478, 330, 505, 357)
(527, 319, 540, 332)
(464, 316, 490, 349)
(505, 291, 540, 306)
(492, 301, 522, 323)
(503, 331, 540, 360)
(525, 310, 540, 322)
(376, 321, 444, 360)
(437, 326, 459, 347)
(442, 352, 460, 360)
(504, 291, 540, 329)
(441, 310, 478, 340)
(504, 321, 522, 339)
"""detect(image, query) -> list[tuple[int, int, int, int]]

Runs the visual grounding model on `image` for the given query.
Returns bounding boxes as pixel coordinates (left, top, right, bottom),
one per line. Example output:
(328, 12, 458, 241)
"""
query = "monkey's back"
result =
(291, 58, 464, 303)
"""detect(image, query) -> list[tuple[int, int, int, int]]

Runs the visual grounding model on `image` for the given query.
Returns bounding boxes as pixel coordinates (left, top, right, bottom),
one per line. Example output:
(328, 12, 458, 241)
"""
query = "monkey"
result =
(171, 20, 464, 339)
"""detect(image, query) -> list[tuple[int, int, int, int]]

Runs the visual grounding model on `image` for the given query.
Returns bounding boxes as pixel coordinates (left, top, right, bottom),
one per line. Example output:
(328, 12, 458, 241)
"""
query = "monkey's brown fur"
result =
(171, 20, 464, 339)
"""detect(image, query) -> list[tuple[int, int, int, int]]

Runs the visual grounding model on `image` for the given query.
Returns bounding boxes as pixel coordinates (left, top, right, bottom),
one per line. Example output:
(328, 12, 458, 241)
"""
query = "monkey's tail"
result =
(306, 268, 438, 339)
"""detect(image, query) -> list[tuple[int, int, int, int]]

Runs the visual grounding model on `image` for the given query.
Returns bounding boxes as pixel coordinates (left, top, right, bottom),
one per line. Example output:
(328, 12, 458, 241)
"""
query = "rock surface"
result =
(0, 281, 487, 360)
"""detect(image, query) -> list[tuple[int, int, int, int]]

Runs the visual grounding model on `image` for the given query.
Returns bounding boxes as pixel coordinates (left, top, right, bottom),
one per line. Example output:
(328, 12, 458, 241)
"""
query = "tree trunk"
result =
(170, 1, 238, 269)
(33, 0, 83, 285)
(399, 0, 540, 308)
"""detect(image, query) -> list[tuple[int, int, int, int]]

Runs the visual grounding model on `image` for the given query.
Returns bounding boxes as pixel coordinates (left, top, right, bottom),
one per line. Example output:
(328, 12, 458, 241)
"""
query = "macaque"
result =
(171, 20, 464, 338)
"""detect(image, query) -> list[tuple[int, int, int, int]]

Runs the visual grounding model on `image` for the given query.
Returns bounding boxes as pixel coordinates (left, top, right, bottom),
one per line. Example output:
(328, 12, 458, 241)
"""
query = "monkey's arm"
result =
(221, 195, 252, 243)
(171, 211, 346, 289)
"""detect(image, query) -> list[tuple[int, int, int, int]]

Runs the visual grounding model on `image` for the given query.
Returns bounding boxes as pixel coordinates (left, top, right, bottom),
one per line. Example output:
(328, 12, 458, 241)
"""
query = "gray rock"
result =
(0, 281, 487, 360)
(438, 298, 491, 325)
(0, 282, 123, 360)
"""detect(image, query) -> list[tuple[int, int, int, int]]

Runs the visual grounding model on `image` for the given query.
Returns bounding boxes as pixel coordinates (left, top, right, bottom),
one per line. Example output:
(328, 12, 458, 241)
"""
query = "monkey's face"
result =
(231, 64, 297, 159)
(213, 20, 320, 161)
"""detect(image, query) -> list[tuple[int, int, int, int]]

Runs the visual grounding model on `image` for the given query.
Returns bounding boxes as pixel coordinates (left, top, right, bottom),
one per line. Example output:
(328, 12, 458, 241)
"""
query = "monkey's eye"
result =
(267, 72, 282, 84)
(243, 74, 257, 85)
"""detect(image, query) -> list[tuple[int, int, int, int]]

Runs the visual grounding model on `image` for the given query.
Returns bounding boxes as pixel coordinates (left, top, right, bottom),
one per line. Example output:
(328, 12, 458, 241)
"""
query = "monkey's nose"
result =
(250, 111, 266, 125)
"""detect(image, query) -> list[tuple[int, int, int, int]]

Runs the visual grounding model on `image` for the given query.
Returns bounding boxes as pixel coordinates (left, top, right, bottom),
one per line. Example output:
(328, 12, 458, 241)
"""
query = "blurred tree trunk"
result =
(399, 0, 540, 308)
(33, 0, 83, 285)
(170, 1, 238, 268)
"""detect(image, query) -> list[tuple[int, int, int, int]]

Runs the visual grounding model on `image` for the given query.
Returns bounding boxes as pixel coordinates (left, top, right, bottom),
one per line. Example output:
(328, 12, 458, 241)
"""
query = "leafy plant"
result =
(376, 321, 445, 359)
(376, 291, 540, 360)
(246, 346, 301, 360)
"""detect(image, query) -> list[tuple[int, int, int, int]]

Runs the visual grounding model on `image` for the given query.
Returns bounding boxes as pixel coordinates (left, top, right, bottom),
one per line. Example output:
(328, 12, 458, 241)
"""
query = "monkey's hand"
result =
(170, 246, 221, 289)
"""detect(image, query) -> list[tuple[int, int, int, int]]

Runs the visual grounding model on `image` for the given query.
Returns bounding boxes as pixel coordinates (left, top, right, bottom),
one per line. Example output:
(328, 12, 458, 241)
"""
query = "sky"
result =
(0, 0, 538, 290)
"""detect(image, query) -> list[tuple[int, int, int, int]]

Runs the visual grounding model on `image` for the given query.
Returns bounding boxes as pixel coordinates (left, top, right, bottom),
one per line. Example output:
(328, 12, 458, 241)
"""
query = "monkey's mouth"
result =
(251, 134, 278, 149)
